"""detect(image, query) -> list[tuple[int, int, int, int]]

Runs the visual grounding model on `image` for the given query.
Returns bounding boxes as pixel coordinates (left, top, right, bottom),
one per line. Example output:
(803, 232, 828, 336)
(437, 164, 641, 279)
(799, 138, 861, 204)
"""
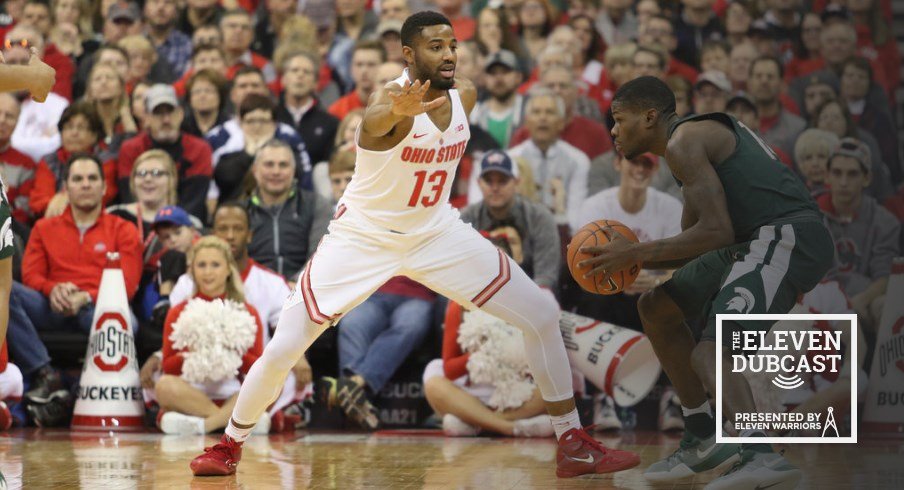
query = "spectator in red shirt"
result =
(509, 66, 613, 160)
(0, 94, 36, 223)
(7, 154, 141, 420)
(16, 3, 75, 101)
(220, 9, 276, 83)
(436, 0, 476, 41)
(30, 101, 118, 218)
(328, 41, 385, 120)
(155, 236, 265, 435)
(117, 84, 213, 222)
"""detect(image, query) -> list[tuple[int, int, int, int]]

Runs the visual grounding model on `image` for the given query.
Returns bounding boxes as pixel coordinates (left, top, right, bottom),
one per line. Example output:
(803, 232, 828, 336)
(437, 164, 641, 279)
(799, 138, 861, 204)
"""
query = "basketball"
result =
(566, 220, 642, 295)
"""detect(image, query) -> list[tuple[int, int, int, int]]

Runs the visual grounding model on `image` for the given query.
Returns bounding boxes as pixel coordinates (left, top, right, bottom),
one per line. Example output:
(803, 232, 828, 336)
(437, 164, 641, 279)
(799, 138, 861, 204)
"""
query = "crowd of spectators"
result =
(0, 0, 900, 434)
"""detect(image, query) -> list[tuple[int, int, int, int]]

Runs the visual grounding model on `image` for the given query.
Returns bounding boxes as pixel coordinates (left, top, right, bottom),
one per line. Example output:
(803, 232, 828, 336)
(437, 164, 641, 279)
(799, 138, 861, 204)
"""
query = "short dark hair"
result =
(239, 93, 276, 120)
(192, 42, 225, 60)
(401, 11, 452, 48)
(233, 65, 265, 82)
(750, 55, 784, 79)
(634, 45, 667, 70)
(841, 56, 872, 84)
(57, 101, 104, 141)
(612, 76, 676, 117)
(63, 153, 104, 181)
(214, 201, 250, 226)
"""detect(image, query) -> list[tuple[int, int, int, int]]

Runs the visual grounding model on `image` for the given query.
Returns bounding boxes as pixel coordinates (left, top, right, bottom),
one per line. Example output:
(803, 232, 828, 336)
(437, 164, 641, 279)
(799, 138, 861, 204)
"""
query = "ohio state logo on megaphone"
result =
(89, 312, 133, 372)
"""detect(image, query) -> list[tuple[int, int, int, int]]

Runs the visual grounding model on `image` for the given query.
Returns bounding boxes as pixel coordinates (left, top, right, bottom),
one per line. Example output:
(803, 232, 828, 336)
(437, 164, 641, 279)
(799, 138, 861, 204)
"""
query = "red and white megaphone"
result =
(71, 253, 145, 430)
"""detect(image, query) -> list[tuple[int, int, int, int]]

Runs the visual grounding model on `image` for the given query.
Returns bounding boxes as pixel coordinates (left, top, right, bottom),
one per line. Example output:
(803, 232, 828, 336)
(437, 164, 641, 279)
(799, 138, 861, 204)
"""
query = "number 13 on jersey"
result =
(407, 170, 448, 207)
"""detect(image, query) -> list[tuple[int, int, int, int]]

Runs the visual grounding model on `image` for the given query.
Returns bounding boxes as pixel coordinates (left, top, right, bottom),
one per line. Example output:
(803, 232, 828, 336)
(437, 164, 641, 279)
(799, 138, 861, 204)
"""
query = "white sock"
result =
(549, 409, 582, 440)
(225, 417, 255, 443)
(681, 401, 713, 418)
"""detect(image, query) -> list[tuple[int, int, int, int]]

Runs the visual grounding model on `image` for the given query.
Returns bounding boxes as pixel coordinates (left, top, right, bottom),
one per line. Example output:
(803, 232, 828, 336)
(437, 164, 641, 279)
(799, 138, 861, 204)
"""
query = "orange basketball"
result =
(566, 220, 642, 295)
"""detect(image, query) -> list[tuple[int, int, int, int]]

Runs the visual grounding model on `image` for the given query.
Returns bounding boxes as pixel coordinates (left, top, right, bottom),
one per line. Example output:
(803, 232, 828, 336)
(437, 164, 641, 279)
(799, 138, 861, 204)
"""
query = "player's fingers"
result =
(401, 79, 411, 92)
(579, 245, 605, 255)
(410, 79, 421, 92)
(420, 79, 431, 93)
(424, 96, 446, 111)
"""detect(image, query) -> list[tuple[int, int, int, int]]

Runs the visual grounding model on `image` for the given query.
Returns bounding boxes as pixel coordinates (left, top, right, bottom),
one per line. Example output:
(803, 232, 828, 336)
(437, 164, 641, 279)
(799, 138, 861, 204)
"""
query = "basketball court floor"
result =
(0, 429, 900, 489)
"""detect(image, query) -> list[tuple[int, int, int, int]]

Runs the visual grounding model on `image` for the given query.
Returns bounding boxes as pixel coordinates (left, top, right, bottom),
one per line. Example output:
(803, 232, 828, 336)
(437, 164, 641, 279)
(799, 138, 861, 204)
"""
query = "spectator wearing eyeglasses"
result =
(117, 84, 213, 223)
(818, 138, 899, 333)
(213, 94, 312, 205)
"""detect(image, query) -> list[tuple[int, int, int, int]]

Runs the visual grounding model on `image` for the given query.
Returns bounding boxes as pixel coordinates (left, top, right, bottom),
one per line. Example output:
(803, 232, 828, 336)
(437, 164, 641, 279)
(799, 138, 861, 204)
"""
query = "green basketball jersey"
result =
(0, 176, 14, 260)
(668, 113, 820, 242)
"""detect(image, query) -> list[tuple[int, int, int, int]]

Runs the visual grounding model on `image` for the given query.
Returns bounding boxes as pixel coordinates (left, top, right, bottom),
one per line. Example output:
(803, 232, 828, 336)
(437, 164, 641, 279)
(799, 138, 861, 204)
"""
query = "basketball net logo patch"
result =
(716, 313, 858, 444)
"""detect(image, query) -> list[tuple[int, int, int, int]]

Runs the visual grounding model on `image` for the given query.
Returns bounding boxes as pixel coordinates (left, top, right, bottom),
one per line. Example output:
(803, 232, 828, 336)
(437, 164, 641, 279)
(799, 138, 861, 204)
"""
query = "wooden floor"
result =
(0, 429, 900, 489)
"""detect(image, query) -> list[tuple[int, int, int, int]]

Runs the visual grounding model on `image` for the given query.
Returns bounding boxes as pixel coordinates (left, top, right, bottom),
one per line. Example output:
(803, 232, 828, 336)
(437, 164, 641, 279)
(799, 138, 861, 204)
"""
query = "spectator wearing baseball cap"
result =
(376, 19, 404, 64)
(117, 84, 214, 223)
(152, 205, 201, 306)
(470, 50, 525, 148)
(461, 150, 559, 290)
(818, 137, 900, 331)
(692, 70, 731, 115)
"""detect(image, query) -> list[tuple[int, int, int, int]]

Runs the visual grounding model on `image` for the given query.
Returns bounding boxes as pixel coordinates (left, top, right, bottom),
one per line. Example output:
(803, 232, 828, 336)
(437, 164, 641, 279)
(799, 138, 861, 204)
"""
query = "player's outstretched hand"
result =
(27, 48, 56, 103)
(389, 79, 446, 117)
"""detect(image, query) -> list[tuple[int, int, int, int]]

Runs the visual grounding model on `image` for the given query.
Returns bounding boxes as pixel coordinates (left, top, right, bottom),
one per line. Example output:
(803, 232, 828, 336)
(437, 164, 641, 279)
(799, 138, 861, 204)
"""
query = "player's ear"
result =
(402, 45, 415, 66)
(644, 108, 658, 127)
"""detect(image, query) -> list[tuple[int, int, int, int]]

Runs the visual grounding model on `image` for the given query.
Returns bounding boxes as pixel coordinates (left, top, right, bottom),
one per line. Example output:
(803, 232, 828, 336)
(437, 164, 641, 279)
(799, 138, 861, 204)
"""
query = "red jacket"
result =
(0, 145, 36, 223)
(328, 91, 366, 120)
(162, 294, 264, 377)
(23, 208, 142, 301)
(30, 148, 118, 217)
(117, 132, 212, 221)
(43, 44, 75, 102)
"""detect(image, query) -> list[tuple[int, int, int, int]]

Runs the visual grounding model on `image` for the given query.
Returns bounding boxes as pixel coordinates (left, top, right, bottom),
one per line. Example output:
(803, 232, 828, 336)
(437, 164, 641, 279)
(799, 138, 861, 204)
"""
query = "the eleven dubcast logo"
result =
(730, 328, 843, 435)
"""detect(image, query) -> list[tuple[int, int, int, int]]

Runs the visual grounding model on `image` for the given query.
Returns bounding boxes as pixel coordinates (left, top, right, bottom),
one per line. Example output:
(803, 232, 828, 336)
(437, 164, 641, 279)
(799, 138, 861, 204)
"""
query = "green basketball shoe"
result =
(644, 431, 741, 482)
(703, 449, 801, 490)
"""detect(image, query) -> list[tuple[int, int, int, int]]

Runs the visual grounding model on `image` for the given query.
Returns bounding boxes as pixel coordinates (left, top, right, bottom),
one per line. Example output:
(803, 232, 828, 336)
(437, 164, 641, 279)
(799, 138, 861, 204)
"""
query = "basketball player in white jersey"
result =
(190, 12, 639, 478)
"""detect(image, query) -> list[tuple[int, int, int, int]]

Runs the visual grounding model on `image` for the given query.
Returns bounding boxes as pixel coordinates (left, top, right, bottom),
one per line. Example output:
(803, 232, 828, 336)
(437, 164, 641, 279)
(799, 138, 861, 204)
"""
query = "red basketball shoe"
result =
(556, 427, 640, 478)
(190, 435, 243, 476)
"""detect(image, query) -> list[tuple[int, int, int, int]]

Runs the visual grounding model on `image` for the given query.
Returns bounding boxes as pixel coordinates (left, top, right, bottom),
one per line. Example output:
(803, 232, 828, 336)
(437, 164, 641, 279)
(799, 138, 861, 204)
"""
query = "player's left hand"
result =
(578, 232, 639, 282)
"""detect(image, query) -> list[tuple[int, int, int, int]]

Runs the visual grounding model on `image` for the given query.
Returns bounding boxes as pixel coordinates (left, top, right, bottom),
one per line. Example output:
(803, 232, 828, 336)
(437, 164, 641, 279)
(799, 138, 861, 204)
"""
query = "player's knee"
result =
(638, 290, 669, 332)
(531, 289, 561, 332)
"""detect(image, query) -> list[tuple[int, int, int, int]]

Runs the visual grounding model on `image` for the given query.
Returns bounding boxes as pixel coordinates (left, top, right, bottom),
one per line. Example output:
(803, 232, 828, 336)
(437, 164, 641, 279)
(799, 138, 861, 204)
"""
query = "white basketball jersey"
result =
(341, 69, 471, 233)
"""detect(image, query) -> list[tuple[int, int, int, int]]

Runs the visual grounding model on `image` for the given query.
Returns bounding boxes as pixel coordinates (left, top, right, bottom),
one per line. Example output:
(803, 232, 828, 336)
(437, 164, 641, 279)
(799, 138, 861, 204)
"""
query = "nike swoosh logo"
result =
(566, 454, 595, 464)
(413, 133, 427, 138)
(696, 442, 718, 459)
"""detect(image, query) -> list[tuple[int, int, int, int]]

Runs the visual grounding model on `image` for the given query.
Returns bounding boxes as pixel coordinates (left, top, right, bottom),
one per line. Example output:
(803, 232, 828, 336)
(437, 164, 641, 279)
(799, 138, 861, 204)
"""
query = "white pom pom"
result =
(169, 298, 258, 384)
(458, 309, 534, 411)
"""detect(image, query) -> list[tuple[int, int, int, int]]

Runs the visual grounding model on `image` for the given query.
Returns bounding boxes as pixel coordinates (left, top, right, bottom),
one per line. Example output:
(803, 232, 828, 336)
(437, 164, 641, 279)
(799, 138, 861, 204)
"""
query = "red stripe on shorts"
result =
(471, 249, 511, 307)
(301, 258, 335, 325)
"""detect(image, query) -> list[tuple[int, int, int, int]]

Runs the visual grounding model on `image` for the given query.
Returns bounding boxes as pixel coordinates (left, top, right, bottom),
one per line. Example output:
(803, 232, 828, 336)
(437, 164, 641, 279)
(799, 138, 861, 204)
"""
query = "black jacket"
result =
(245, 190, 332, 279)
(276, 97, 340, 165)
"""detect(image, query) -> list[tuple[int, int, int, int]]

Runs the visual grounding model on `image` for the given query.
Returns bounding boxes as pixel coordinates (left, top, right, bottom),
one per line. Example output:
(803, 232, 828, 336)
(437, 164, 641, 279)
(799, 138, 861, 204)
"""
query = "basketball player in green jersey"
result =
(580, 76, 834, 489)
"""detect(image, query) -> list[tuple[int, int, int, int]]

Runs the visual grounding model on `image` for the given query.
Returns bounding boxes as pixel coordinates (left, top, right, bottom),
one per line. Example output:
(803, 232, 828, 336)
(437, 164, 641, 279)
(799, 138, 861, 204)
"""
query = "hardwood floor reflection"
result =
(0, 429, 900, 489)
